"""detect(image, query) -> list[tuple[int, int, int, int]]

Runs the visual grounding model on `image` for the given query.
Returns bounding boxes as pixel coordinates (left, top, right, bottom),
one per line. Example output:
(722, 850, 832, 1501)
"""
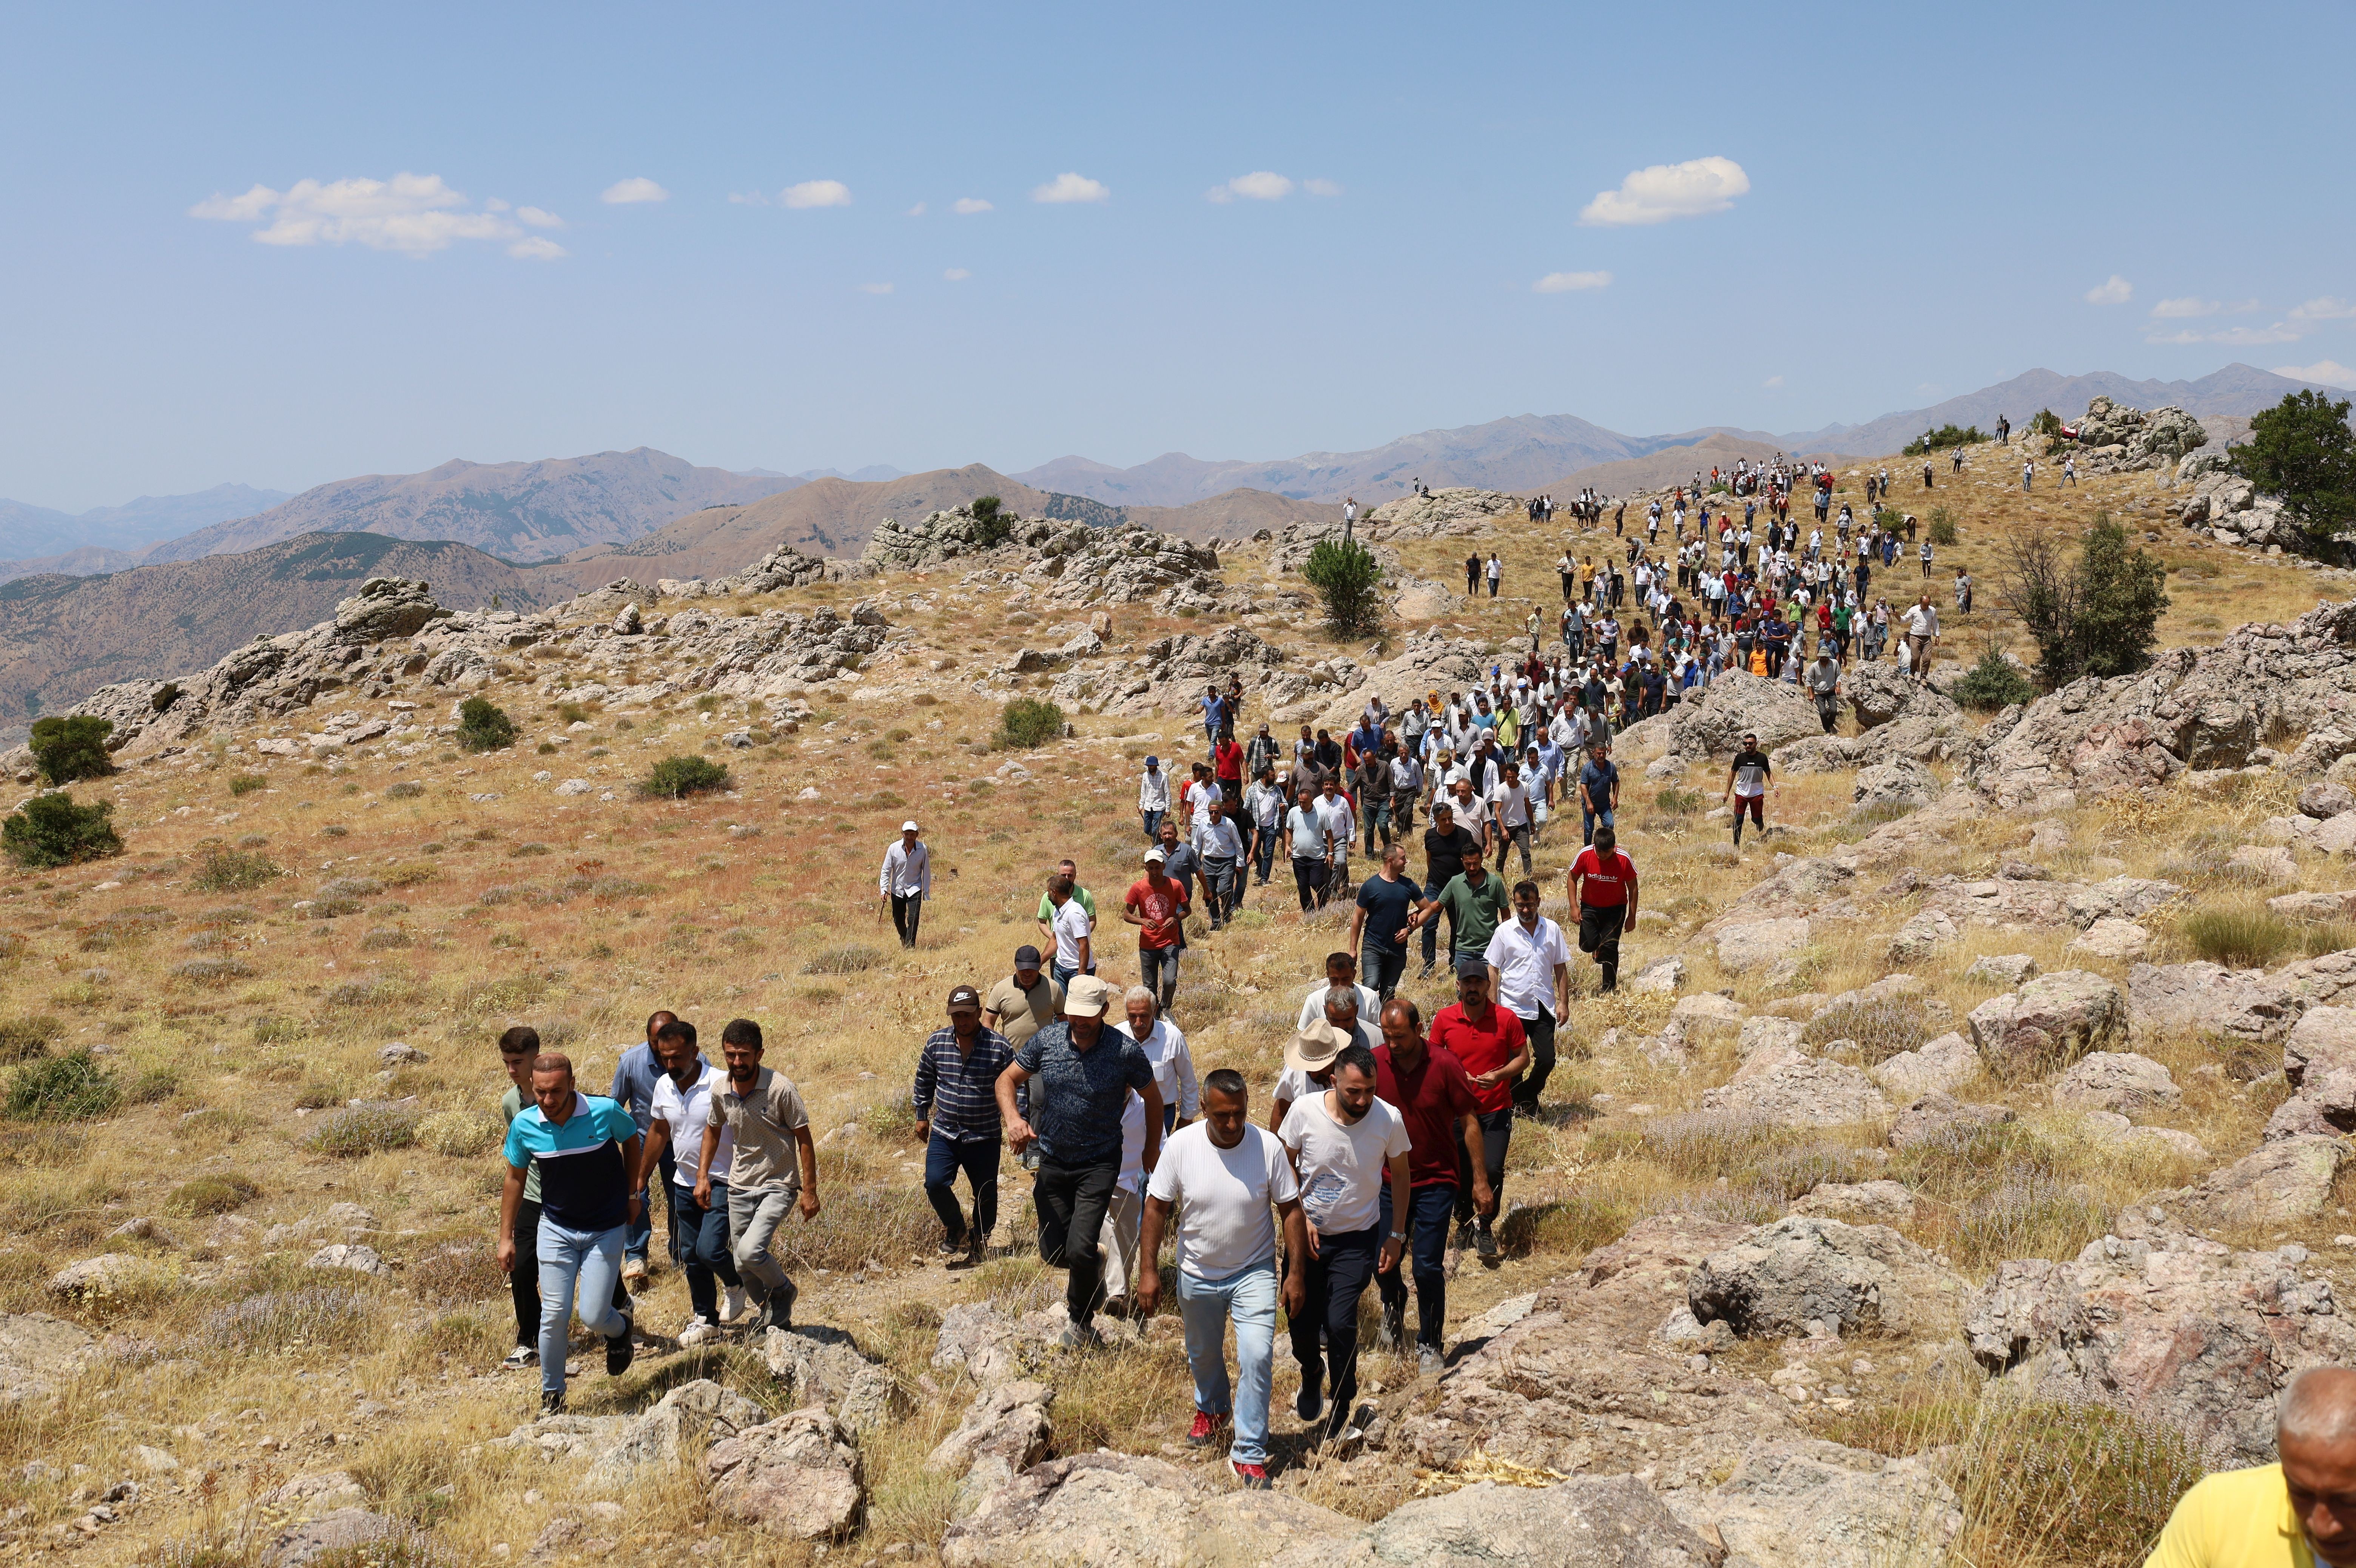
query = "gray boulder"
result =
(2285, 1005, 2356, 1085)
(2050, 1051, 2181, 1113)
(1687, 1216, 1957, 1338)
(2128, 961, 2305, 1044)
(2265, 1070, 2356, 1140)
(942, 1451, 1357, 1568)
(1700, 1058, 1890, 1128)
(2162, 1136, 2348, 1230)
(332, 579, 450, 642)
(0, 1313, 96, 1406)
(1852, 756, 1940, 815)
(1889, 1092, 2015, 1150)
(1667, 670, 1826, 759)
(928, 1380, 1055, 1519)
(1661, 1439, 1962, 1568)
(1964, 953, 2039, 987)
(1967, 970, 2126, 1078)
(1274, 1474, 1721, 1568)
(1870, 1032, 1980, 1100)
(1714, 917, 1812, 973)
(706, 1409, 864, 1539)
(1789, 1181, 1918, 1226)
(591, 1379, 765, 1480)
(2303, 782, 2356, 819)
(261, 1510, 400, 1568)
(763, 1323, 902, 1431)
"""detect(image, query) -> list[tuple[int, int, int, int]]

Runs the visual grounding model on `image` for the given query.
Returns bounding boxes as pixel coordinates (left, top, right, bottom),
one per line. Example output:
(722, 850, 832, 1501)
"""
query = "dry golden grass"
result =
(5, 436, 2354, 1561)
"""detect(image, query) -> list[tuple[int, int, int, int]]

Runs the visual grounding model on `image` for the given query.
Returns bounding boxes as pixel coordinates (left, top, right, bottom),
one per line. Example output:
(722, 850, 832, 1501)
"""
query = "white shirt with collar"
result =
(1138, 768, 1170, 812)
(1295, 981, 1384, 1033)
(879, 839, 931, 898)
(1117, 1016, 1201, 1120)
(1485, 915, 1572, 1022)
(1191, 814, 1244, 861)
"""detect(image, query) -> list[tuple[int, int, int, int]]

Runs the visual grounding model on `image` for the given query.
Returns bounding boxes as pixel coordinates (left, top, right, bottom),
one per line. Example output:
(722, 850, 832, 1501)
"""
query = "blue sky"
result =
(2, 0, 2351, 511)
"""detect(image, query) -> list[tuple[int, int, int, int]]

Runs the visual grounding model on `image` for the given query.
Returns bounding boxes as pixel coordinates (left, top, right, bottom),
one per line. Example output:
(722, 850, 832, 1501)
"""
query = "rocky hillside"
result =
(0, 532, 540, 731)
(139, 448, 801, 565)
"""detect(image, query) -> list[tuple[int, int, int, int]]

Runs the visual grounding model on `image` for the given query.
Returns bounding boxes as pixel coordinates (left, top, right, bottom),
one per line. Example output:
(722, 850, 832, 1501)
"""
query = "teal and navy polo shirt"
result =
(502, 1092, 640, 1232)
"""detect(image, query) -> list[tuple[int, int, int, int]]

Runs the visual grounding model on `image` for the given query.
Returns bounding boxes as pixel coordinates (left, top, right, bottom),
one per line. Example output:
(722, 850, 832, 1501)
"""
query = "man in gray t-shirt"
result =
(694, 1019, 818, 1335)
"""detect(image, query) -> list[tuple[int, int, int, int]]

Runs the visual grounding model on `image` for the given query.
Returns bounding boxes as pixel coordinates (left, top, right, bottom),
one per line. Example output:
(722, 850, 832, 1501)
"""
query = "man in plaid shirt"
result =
(912, 984, 1018, 1266)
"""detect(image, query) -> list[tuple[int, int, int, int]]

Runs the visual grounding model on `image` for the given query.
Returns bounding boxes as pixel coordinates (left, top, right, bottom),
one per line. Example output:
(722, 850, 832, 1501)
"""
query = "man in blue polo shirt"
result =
(499, 1052, 645, 1414)
(606, 1009, 677, 1292)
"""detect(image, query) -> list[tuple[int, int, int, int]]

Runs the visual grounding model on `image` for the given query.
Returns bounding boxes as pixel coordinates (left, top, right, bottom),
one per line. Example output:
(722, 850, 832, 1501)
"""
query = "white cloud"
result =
(2152, 296, 2220, 318)
(2274, 360, 2356, 388)
(727, 191, 770, 206)
(782, 179, 852, 209)
(951, 197, 993, 214)
(2293, 296, 2356, 322)
(1224, 171, 1294, 201)
(189, 172, 562, 259)
(600, 177, 668, 205)
(1578, 155, 1748, 226)
(1303, 178, 1342, 197)
(857, 282, 893, 294)
(1763, 375, 1784, 388)
(1032, 172, 1109, 204)
(1204, 186, 1233, 205)
(2227, 299, 2261, 313)
(1533, 270, 1612, 293)
(2147, 321, 2304, 346)
(907, 202, 926, 217)
(2083, 274, 2133, 305)
(943, 268, 971, 281)
(517, 206, 563, 229)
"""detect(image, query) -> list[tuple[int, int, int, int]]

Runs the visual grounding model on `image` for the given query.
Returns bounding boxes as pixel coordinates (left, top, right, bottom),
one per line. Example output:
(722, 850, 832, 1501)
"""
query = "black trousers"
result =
(1577, 902, 1625, 992)
(1511, 1007, 1557, 1113)
(891, 892, 923, 949)
(1455, 1108, 1514, 1226)
(1291, 1223, 1380, 1431)
(1033, 1157, 1119, 1326)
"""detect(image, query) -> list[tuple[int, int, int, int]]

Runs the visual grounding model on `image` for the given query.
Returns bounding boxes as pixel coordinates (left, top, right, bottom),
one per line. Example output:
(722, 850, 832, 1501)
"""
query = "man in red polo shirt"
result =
(1428, 967, 1526, 1273)
(1567, 823, 1640, 993)
(1370, 998, 1488, 1375)
(1212, 727, 1245, 801)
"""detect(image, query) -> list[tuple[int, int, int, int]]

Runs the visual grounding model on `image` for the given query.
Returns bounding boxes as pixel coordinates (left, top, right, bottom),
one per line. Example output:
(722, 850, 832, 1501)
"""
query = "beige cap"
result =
(1064, 973, 1114, 1018)
(1285, 1020, 1354, 1075)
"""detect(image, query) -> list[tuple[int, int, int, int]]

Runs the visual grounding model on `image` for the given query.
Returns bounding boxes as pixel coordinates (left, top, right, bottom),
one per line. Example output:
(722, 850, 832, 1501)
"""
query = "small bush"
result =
(508, 841, 550, 858)
(1926, 506, 1959, 547)
(554, 700, 590, 724)
(694, 693, 721, 714)
(970, 493, 1013, 547)
(3, 793, 123, 869)
(6, 1051, 120, 1121)
(173, 958, 254, 986)
(1952, 648, 2040, 711)
(28, 715, 114, 785)
(1301, 536, 1386, 637)
(227, 774, 268, 797)
(168, 1173, 261, 1216)
(407, 1240, 504, 1305)
(305, 1104, 420, 1157)
(417, 1109, 497, 1157)
(204, 1285, 378, 1352)
(0, 1016, 61, 1063)
(455, 696, 517, 754)
(805, 944, 886, 975)
(1654, 787, 1704, 814)
(641, 755, 731, 798)
(996, 697, 1065, 751)
(1804, 995, 1940, 1065)
(385, 778, 426, 801)
(2180, 906, 2299, 969)
(358, 927, 412, 951)
(321, 876, 384, 900)
(325, 981, 383, 1009)
(190, 848, 281, 892)
(1902, 423, 1986, 456)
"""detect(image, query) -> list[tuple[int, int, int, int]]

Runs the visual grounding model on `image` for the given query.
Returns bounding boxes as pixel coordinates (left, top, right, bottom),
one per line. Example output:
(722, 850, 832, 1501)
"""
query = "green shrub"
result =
(2, 792, 122, 869)
(227, 774, 268, 796)
(641, 755, 731, 798)
(2233, 388, 2356, 547)
(1926, 505, 1959, 547)
(805, 943, 886, 975)
(190, 847, 281, 892)
(2028, 407, 2065, 441)
(1902, 423, 1987, 456)
(2180, 906, 2299, 969)
(28, 715, 114, 784)
(385, 779, 425, 799)
(970, 493, 1015, 547)
(455, 696, 517, 753)
(304, 1104, 420, 1157)
(1952, 648, 2040, 711)
(7, 1051, 120, 1121)
(2003, 514, 2168, 687)
(996, 697, 1065, 750)
(1301, 537, 1385, 637)
(0, 1016, 60, 1063)
(168, 1172, 261, 1216)
(1654, 787, 1704, 814)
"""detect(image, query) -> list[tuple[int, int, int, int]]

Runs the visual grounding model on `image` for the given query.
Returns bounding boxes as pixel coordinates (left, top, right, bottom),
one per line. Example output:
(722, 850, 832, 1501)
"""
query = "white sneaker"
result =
(722, 1287, 748, 1323)
(678, 1317, 719, 1348)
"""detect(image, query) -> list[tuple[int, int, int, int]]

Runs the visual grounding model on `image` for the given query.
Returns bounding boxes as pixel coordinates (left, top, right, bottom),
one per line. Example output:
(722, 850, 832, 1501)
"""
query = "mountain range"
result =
(0, 482, 291, 567)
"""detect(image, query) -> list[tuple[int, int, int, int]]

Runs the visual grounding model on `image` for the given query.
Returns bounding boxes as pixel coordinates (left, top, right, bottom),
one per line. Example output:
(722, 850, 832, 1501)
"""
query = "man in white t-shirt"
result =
(640, 1018, 743, 1344)
(1045, 873, 1092, 986)
(1488, 762, 1535, 877)
(1278, 1042, 1410, 1443)
(1138, 1069, 1307, 1491)
(1904, 594, 1940, 683)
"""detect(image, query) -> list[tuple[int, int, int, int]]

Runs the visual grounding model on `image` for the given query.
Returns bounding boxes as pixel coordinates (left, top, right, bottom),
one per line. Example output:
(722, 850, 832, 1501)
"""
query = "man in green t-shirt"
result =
(1033, 858, 1096, 951)
(1413, 843, 1513, 978)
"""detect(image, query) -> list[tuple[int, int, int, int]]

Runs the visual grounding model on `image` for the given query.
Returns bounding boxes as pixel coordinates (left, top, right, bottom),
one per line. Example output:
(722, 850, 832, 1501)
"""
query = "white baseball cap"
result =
(901, 820, 921, 832)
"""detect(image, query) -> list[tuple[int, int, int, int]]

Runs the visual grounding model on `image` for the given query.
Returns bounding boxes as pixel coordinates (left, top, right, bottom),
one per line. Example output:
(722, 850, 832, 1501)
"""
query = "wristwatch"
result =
(1388, 1230, 1407, 1241)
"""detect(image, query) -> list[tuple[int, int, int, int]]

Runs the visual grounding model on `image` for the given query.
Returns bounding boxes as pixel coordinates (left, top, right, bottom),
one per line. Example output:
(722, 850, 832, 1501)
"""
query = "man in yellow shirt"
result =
(2148, 1366, 2356, 1566)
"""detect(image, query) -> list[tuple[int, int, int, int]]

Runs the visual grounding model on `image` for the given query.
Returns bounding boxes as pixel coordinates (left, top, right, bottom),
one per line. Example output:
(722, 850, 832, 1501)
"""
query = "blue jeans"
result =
(624, 1143, 676, 1264)
(1582, 807, 1614, 847)
(1141, 809, 1165, 843)
(1178, 1257, 1279, 1466)
(1360, 945, 1406, 1001)
(537, 1216, 629, 1397)
(668, 1179, 741, 1322)
(1251, 823, 1278, 884)
(924, 1134, 1000, 1246)
(1377, 1184, 1458, 1350)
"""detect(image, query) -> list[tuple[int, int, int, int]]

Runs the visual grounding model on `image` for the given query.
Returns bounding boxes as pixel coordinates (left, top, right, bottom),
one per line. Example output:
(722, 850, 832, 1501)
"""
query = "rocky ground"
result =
(1, 419, 2353, 1566)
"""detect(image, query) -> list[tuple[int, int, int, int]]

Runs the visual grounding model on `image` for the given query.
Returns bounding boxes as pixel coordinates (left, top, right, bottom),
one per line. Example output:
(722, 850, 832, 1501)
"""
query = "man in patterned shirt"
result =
(913, 984, 1016, 1266)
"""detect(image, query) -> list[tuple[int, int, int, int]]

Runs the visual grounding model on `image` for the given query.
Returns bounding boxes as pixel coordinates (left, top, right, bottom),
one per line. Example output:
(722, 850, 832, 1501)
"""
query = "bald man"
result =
(2147, 1364, 2356, 1566)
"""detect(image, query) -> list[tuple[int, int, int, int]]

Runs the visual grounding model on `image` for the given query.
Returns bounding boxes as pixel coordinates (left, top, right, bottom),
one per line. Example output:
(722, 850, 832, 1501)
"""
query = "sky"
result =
(1, 0, 2352, 512)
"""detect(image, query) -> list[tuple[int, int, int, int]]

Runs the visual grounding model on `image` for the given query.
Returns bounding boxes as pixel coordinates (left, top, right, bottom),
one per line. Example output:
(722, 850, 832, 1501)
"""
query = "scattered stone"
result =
(927, 1381, 1054, 1519)
(1628, 955, 1686, 995)
(1965, 953, 2039, 987)
(2298, 782, 2355, 819)
(1702, 1056, 1890, 1127)
(2230, 844, 2300, 884)
(377, 1042, 428, 1065)
(2129, 961, 2306, 1044)
(1966, 970, 2127, 1078)
(591, 1380, 765, 1480)
(46, 1255, 149, 1301)
(706, 1409, 865, 1539)
(940, 1451, 1356, 1568)
(2162, 1136, 2348, 1230)
(1789, 1180, 1917, 1226)
(763, 1324, 903, 1432)
(1715, 918, 1812, 973)
(1316, 1474, 1723, 1568)
(0, 1313, 97, 1405)
(304, 1244, 389, 1277)
(1886, 906, 1960, 962)
(1687, 1216, 1957, 1339)
(1662, 1438, 1962, 1568)
(2068, 919, 2152, 961)
(1869, 1032, 1980, 1100)
(261, 1509, 398, 1568)
(1888, 1092, 2016, 1150)
(1851, 756, 1941, 815)
(2051, 1052, 2182, 1114)
(2286, 1006, 2356, 1085)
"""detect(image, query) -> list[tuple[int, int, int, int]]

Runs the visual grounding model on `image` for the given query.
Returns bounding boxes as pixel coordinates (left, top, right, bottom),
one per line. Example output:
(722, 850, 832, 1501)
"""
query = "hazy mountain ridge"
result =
(0, 482, 291, 562)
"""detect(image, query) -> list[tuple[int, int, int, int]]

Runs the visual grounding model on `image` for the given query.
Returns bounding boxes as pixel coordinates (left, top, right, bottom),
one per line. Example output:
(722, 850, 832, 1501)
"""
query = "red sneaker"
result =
(1187, 1410, 1230, 1447)
(1229, 1457, 1271, 1490)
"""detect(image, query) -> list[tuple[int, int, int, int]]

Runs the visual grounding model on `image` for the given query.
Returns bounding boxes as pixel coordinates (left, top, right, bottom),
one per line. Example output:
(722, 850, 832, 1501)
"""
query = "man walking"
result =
(1417, 802, 1478, 980)
(1724, 732, 1772, 849)
(1285, 779, 1335, 913)
(1136, 1070, 1305, 1490)
(1317, 773, 1358, 902)
(606, 1010, 677, 1293)
(1371, 1000, 1489, 1373)
(1904, 593, 1940, 682)
(913, 985, 1016, 1266)
(1349, 842, 1426, 1002)
(1414, 840, 1513, 986)
(1567, 824, 1639, 993)
(1485, 553, 1502, 598)
(499, 1051, 643, 1414)
(1044, 873, 1093, 987)
(1278, 1043, 1410, 1444)
(640, 1019, 743, 1344)
(1487, 881, 1571, 1119)
(695, 1019, 819, 1336)
(1137, 756, 1170, 843)
(1489, 761, 1536, 877)
(1124, 847, 1187, 1010)
(984, 946, 1062, 1049)
(1464, 551, 1480, 596)
(1191, 796, 1245, 930)
(998, 975, 1164, 1348)
(1577, 741, 1620, 849)
(878, 821, 931, 950)
(1429, 969, 1526, 1268)
(1244, 765, 1286, 889)
(1806, 648, 1841, 735)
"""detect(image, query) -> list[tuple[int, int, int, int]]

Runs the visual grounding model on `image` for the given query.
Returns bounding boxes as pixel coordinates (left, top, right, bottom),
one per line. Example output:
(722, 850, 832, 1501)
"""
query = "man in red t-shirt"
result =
(1428, 968, 1527, 1271)
(1567, 824, 1640, 994)
(1212, 730, 1245, 797)
(1371, 997, 1488, 1373)
(1122, 848, 1186, 1011)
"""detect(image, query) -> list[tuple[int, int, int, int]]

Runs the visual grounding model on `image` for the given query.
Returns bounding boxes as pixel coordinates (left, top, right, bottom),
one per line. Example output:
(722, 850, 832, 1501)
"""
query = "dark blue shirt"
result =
(1356, 873, 1419, 958)
(912, 1026, 1018, 1144)
(1015, 1022, 1153, 1167)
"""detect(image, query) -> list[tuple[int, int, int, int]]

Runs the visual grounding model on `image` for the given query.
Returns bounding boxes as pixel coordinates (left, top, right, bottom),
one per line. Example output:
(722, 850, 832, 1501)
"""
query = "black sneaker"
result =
(937, 1233, 965, 1258)
(1474, 1219, 1499, 1261)
(771, 1278, 798, 1332)
(540, 1389, 566, 1417)
(1379, 1298, 1406, 1353)
(1295, 1377, 1323, 1424)
(606, 1313, 635, 1377)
